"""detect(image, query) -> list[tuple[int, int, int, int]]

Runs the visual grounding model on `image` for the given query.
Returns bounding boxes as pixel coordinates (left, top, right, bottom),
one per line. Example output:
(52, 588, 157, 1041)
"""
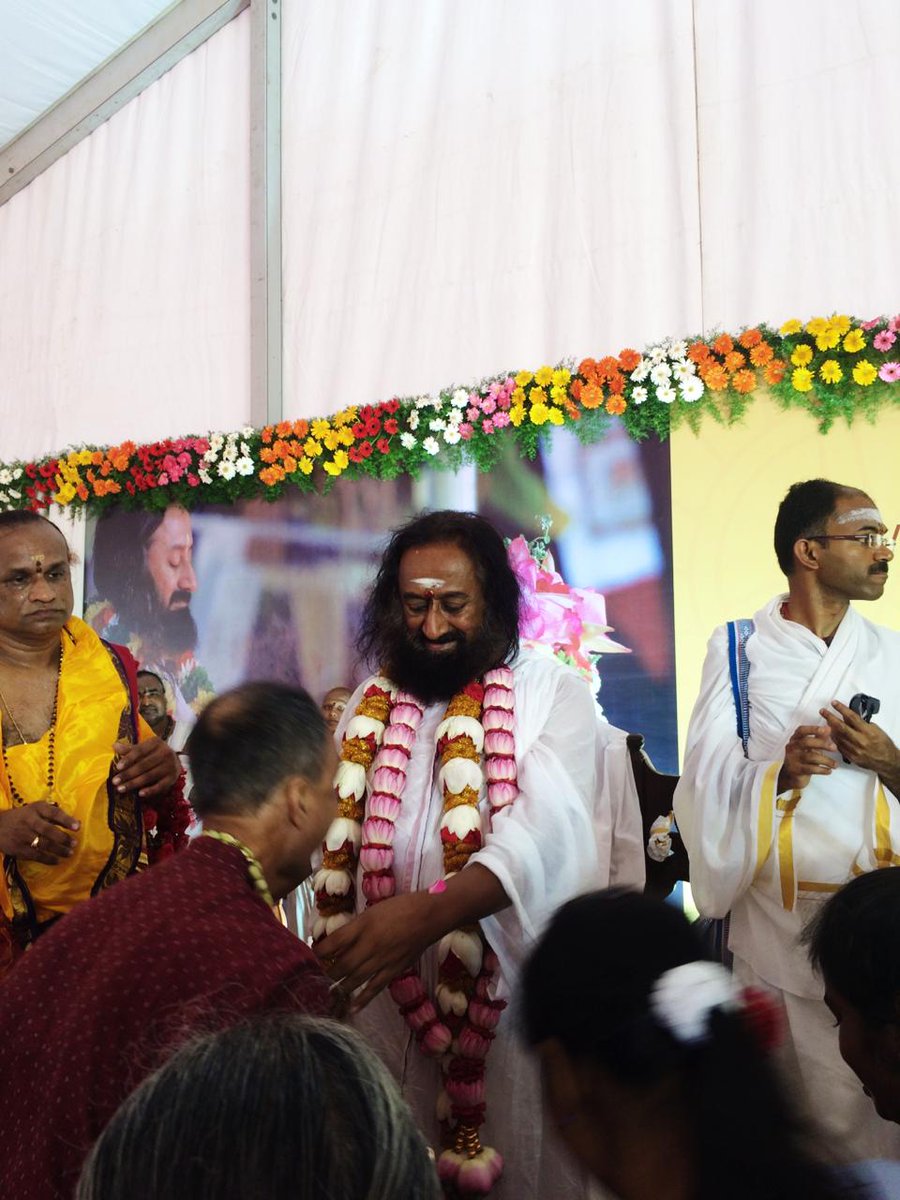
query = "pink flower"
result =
(419, 1020, 453, 1056)
(362, 817, 395, 845)
(878, 362, 900, 382)
(488, 780, 518, 810)
(485, 756, 516, 783)
(389, 971, 423, 1005)
(391, 702, 424, 730)
(157, 472, 169, 486)
(481, 419, 494, 435)
(359, 845, 393, 872)
(484, 729, 515, 757)
(874, 330, 897, 352)
(483, 685, 514, 711)
(367, 792, 402, 822)
(482, 707, 514, 732)
(889, 315, 900, 332)
(374, 746, 409, 772)
(458, 1025, 492, 1058)
(383, 723, 415, 753)
(459, 423, 474, 440)
(437, 1150, 465, 1183)
(187, 474, 200, 487)
(445, 1075, 486, 1106)
(861, 317, 882, 331)
(371, 766, 404, 797)
(468, 999, 505, 1030)
(492, 411, 510, 428)
(458, 1147, 503, 1193)
(361, 873, 395, 902)
(481, 397, 497, 415)
(466, 406, 480, 422)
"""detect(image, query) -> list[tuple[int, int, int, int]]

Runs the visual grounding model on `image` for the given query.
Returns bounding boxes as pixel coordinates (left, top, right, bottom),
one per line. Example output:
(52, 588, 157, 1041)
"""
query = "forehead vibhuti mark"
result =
(834, 507, 883, 527)
(409, 577, 446, 589)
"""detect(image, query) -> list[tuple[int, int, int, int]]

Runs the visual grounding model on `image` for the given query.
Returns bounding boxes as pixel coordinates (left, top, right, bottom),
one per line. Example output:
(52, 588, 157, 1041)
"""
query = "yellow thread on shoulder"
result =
(777, 790, 802, 911)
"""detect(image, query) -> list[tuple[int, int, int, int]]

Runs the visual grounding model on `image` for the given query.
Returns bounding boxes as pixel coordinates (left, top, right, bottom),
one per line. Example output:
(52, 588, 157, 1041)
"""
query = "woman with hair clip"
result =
(521, 890, 865, 1200)
(76, 1015, 440, 1200)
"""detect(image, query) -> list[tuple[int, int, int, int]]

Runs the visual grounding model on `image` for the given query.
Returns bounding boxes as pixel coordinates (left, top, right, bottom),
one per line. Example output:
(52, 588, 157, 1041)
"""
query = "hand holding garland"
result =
(111, 736, 181, 798)
(317, 862, 509, 1013)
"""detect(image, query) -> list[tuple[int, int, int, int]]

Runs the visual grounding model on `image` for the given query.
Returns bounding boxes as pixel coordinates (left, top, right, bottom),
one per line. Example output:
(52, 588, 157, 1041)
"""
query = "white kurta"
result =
(340, 649, 606, 1199)
(674, 596, 900, 1159)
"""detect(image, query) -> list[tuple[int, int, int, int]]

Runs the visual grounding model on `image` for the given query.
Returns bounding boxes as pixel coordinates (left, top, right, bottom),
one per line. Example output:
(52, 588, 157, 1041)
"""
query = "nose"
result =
(178, 559, 198, 593)
(422, 600, 449, 642)
(29, 574, 56, 602)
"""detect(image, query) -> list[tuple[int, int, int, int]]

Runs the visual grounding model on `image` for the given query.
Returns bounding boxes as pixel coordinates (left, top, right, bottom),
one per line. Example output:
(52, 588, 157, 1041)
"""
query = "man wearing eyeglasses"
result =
(675, 478, 900, 1163)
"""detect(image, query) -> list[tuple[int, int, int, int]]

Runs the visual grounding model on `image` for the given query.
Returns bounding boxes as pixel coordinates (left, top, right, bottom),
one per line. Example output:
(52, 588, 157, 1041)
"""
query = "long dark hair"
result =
(356, 509, 521, 669)
(522, 890, 845, 1200)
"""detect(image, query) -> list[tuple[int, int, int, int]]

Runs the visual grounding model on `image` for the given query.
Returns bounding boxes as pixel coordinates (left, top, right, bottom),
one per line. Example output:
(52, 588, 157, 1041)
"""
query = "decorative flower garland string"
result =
(314, 667, 518, 1196)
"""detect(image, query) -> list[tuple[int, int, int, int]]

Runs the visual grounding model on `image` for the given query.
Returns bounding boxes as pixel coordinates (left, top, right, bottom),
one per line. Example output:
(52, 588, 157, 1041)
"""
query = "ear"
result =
(281, 774, 314, 832)
(793, 537, 821, 572)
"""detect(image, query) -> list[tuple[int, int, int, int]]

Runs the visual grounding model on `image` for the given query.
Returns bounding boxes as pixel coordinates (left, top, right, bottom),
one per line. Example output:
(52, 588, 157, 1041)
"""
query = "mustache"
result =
(871, 564, 889, 575)
(412, 629, 464, 648)
(167, 589, 194, 608)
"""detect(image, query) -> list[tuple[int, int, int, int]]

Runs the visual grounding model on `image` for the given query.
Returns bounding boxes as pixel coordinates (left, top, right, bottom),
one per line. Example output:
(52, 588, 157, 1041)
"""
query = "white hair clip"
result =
(649, 961, 739, 1045)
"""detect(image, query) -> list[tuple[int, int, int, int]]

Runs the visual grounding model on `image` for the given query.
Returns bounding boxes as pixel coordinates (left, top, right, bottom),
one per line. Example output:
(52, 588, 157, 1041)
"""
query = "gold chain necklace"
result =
(202, 829, 275, 908)
(0, 643, 63, 807)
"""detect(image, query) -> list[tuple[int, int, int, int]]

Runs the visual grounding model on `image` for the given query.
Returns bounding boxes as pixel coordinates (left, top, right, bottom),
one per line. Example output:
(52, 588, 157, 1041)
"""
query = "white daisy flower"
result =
(429, 418, 447, 432)
(423, 437, 440, 456)
(451, 388, 469, 408)
(656, 385, 677, 405)
(400, 432, 417, 450)
(667, 339, 688, 362)
(671, 360, 697, 384)
(649, 362, 672, 387)
(408, 412, 420, 431)
(0, 470, 10, 485)
(199, 468, 212, 485)
(630, 360, 650, 383)
(680, 376, 705, 403)
(443, 428, 461, 445)
(631, 386, 648, 405)
(235, 457, 255, 476)
(241, 426, 254, 438)
(217, 461, 237, 480)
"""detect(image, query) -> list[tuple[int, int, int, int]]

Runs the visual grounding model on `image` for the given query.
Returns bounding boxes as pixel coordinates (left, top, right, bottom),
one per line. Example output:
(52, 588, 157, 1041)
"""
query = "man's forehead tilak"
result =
(834, 507, 883, 527)
(409, 577, 446, 589)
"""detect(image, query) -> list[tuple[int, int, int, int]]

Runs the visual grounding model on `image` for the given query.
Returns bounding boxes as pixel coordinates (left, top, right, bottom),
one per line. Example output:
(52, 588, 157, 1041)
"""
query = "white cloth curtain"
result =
(1, 1, 900, 448)
(0, 10, 251, 462)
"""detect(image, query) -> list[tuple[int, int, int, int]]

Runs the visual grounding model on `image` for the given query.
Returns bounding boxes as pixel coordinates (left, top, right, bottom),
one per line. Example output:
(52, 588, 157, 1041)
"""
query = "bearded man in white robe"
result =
(316, 510, 607, 1199)
(675, 478, 900, 1162)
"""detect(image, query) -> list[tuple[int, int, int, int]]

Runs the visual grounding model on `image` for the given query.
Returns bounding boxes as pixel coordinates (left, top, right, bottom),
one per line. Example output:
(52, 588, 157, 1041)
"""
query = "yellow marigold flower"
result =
(323, 429, 341, 451)
(299, 457, 314, 475)
(337, 427, 354, 447)
(791, 367, 814, 392)
(815, 328, 840, 351)
(819, 360, 843, 384)
(790, 344, 814, 367)
(842, 329, 866, 354)
(852, 360, 877, 386)
(75, 449, 93, 466)
(56, 482, 77, 504)
(779, 319, 802, 335)
(332, 407, 357, 428)
(530, 403, 550, 426)
(512, 387, 526, 407)
(509, 405, 525, 427)
(805, 317, 828, 337)
(530, 387, 548, 407)
(514, 371, 533, 388)
(832, 314, 852, 335)
(534, 366, 554, 387)
(303, 438, 323, 458)
(552, 368, 571, 388)
(311, 419, 330, 440)
(549, 385, 567, 404)
(548, 408, 565, 425)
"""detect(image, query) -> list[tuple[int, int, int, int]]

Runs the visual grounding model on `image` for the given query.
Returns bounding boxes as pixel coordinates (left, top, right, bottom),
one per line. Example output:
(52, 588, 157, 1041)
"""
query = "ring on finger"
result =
(29, 834, 40, 849)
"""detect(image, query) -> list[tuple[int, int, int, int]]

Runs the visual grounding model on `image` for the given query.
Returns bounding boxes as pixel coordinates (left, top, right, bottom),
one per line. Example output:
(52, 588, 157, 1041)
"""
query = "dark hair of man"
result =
(773, 478, 867, 576)
(806, 869, 900, 1028)
(356, 509, 521, 678)
(90, 508, 166, 613)
(522, 890, 845, 1200)
(186, 682, 328, 818)
(136, 670, 164, 689)
(76, 1015, 440, 1200)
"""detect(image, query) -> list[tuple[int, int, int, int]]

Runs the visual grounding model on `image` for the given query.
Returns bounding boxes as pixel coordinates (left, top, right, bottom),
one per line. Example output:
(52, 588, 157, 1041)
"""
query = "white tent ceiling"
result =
(0, 0, 174, 147)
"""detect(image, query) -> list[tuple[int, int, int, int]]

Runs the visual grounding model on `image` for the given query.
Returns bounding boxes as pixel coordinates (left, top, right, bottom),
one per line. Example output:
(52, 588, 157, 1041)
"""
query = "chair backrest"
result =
(626, 733, 689, 898)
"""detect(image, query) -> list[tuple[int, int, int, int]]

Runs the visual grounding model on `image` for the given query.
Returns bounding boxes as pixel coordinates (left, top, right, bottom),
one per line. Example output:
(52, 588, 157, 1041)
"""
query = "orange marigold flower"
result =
(569, 379, 583, 402)
(713, 334, 733, 357)
(607, 373, 625, 395)
(260, 447, 276, 464)
(292, 419, 309, 438)
(703, 364, 729, 391)
(577, 358, 597, 379)
(112, 455, 129, 472)
(580, 383, 603, 410)
(91, 450, 104, 466)
(283, 456, 297, 474)
(276, 420, 291, 437)
(76, 484, 89, 501)
(261, 427, 274, 445)
(688, 341, 711, 364)
(732, 369, 756, 394)
(597, 356, 620, 381)
(724, 350, 746, 373)
(764, 359, 786, 385)
(618, 348, 641, 372)
(260, 465, 285, 486)
(738, 328, 763, 349)
(606, 395, 627, 416)
(749, 342, 774, 367)
(565, 402, 581, 421)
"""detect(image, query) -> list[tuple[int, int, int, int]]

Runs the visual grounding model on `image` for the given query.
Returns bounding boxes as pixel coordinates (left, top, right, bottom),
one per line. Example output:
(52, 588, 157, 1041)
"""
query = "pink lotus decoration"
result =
(507, 533, 629, 682)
